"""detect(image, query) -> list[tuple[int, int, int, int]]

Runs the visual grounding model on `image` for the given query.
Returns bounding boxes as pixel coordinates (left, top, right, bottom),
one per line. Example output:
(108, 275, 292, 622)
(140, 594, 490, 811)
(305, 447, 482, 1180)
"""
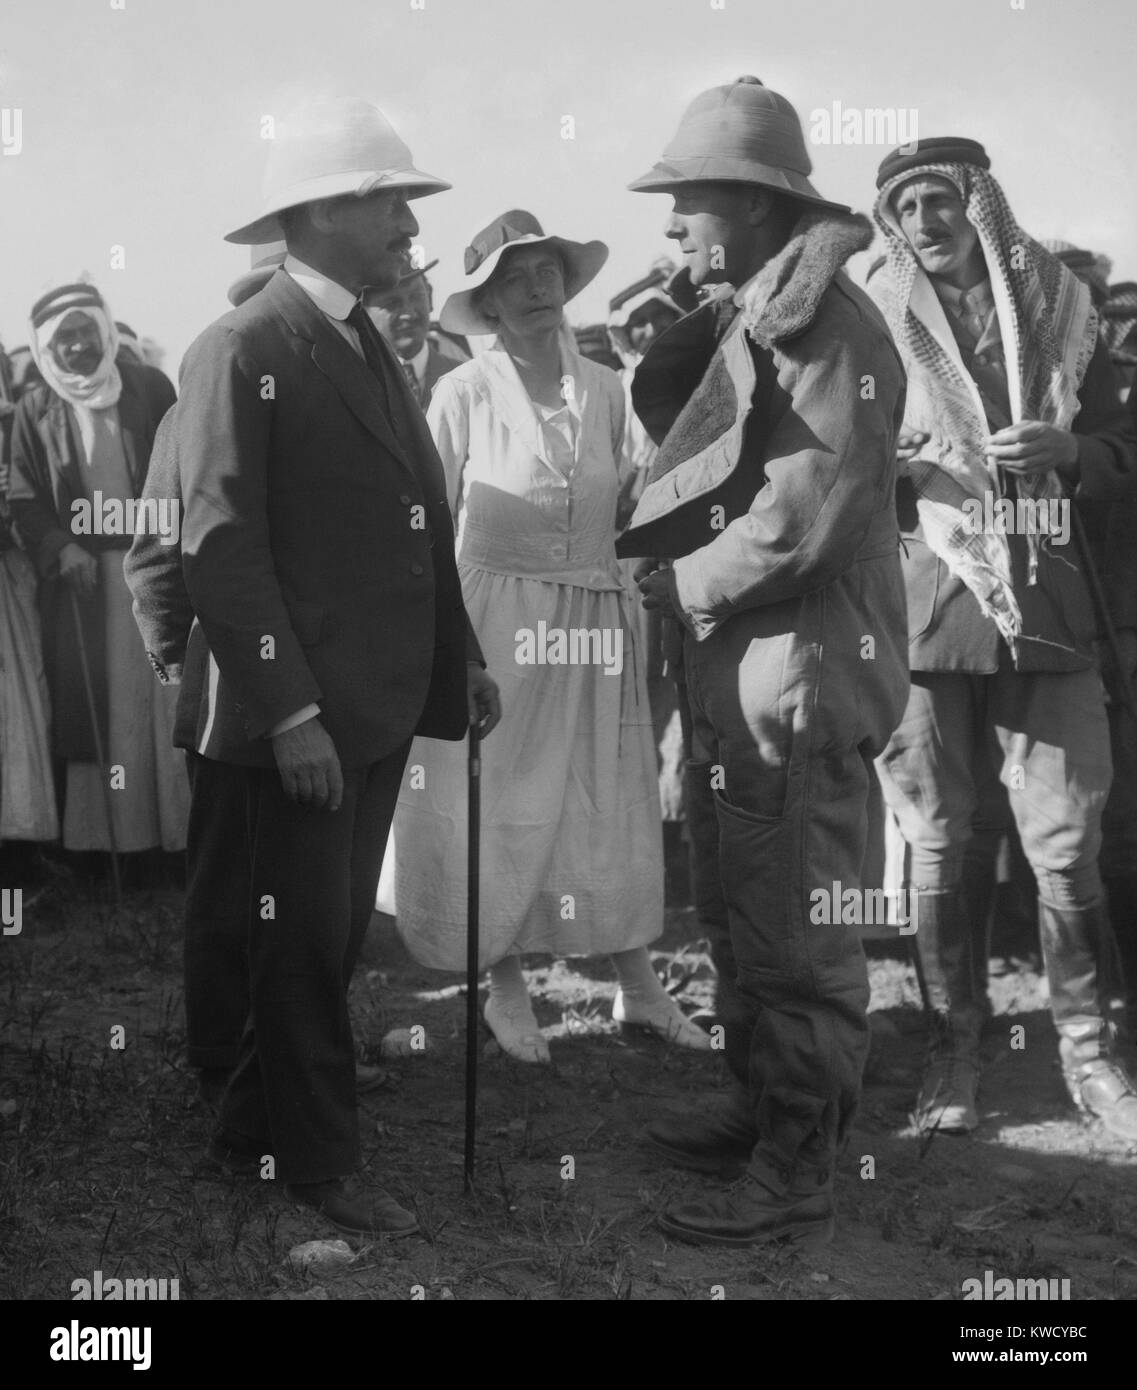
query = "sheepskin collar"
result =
(736, 210, 874, 347)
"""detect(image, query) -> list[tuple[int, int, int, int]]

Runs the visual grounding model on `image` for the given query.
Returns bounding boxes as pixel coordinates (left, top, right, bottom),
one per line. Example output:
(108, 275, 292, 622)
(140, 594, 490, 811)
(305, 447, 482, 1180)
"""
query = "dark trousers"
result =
(680, 594, 902, 1182)
(184, 752, 251, 1069)
(218, 743, 411, 1185)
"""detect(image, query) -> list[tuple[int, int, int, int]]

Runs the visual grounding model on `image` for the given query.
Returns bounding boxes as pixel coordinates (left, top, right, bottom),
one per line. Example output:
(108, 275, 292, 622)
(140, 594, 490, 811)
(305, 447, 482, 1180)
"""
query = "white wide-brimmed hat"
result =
(439, 209, 608, 337)
(225, 98, 451, 245)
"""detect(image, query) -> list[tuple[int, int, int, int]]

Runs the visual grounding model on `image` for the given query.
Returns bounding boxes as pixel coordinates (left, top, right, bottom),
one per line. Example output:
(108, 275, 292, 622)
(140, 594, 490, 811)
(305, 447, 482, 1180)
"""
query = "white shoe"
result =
(484, 997, 551, 1064)
(612, 988, 714, 1051)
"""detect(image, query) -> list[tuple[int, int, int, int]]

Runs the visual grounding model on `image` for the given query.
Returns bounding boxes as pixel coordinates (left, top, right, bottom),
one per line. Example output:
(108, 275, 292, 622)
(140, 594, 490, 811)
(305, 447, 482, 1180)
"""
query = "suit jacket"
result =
(129, 268, 481, 769)
(8, 364, 175, 760)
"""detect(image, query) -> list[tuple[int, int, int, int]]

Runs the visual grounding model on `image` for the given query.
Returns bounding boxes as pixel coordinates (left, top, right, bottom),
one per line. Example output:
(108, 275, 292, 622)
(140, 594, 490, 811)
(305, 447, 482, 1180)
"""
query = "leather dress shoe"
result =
(643, 1090, 757, 1173)
(285, 1177, 419, 1238)
(659, 1167, 834, 1249)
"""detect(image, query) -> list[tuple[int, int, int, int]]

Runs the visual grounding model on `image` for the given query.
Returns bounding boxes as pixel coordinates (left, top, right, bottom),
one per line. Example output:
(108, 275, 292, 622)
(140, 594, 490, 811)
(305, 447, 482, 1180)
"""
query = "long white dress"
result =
(392, 341, 664, 972)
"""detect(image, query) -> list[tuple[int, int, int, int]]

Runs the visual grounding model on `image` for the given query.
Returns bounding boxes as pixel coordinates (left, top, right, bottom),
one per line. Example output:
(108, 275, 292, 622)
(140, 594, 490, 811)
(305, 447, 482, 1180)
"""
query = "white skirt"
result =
(392, 565, 664, 971)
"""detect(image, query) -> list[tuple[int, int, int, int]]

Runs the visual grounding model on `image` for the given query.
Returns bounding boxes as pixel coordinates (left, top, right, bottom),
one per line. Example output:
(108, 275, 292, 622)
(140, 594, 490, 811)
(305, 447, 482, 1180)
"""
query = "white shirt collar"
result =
(283, 254, 358, 322)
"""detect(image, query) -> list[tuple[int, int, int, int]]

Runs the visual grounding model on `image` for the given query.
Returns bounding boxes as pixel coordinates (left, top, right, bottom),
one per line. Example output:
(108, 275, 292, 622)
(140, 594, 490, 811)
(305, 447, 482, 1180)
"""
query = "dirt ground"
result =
(2, 863, 1136, 1303)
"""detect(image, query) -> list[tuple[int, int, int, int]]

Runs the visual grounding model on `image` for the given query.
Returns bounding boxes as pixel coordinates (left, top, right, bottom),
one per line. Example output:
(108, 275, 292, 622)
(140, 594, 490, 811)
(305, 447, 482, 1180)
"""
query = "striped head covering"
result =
(29, 281, 122, 411)
(1038, 239, 1113, 307)
(1101, 281, 1137, 367)
(871, 156, 1097, 648)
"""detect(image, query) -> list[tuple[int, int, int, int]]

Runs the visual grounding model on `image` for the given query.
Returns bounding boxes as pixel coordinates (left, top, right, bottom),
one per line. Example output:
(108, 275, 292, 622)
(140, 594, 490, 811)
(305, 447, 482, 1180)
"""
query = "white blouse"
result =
(426, 339, 629, 591)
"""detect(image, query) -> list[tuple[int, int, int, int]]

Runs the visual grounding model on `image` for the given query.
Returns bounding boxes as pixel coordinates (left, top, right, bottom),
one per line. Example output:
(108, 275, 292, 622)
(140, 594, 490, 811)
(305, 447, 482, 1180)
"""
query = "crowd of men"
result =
(2, 77, 1137, 1250)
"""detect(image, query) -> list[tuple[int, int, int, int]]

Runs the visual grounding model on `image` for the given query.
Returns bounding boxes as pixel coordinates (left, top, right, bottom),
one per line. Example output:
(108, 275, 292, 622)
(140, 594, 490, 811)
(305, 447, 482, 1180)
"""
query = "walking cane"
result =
(463, 717, 482, 1193)
(69, 586, 123, 905)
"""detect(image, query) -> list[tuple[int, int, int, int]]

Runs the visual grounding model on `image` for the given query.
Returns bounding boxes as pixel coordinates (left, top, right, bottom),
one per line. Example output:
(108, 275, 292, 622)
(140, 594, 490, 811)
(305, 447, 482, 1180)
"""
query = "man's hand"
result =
(634, 557, 678, 618)
(467, 663, 502, 736)
(59, 541, 98, 594)
(897, 429, 929, 467)
(985, 422, 1079, 479)
(271, 715, 344, 811)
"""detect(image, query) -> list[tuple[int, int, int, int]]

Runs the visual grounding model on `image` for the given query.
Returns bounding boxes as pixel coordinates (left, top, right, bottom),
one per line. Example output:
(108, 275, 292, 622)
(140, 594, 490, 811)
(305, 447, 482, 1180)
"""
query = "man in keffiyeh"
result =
(868, 138, 1137, 1142)
(8, 280, 188, 859)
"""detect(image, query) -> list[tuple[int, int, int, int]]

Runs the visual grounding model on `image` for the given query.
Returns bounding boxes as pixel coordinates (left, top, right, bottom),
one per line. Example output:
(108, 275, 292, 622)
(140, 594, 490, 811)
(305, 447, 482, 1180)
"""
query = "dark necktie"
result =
(346, 302, 412, 438)
(400, 356, 420, 401)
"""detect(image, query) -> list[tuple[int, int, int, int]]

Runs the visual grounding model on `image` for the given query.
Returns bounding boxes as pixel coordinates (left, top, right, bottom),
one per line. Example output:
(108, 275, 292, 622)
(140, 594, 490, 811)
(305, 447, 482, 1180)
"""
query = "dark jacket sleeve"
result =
(123, 407, 194, 684)
(175, 324, 323, 740)
(465, 615, 484, 667)
(1071, 339, 1137, 501)
(7, 391, 74, 576)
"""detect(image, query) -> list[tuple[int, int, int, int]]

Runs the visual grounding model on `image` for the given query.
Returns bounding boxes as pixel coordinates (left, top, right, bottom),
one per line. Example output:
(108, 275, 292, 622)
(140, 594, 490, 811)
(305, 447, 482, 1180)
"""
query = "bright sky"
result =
(1, 0, 1134, 374)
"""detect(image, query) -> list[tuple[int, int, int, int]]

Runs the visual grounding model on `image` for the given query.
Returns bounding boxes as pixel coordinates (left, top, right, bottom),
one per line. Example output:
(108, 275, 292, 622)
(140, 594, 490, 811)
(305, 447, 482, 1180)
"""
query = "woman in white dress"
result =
(393, 211, 710, 1062)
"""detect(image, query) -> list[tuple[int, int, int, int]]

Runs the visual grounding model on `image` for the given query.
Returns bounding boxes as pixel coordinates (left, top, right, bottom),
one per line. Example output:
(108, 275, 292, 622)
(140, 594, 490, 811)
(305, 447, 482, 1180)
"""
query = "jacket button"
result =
(411, 562, 424, 576)
(400, 494, 412, 506)
(549, 543, 567, 560)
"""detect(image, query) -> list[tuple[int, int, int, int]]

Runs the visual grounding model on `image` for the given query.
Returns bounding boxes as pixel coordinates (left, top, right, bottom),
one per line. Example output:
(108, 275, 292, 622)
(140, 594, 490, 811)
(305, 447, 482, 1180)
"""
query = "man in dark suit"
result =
(365, 262, 464, 410)
(127, 98, 500, 1238)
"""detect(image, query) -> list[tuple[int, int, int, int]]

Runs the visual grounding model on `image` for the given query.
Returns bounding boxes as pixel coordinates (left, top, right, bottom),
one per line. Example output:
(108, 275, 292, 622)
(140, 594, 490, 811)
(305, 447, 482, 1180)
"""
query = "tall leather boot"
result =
(961, 832, 999, 1031)
(1104, 876, 1137, 1039)
(1039, 900, 1137, 1142)
(912, 889, 982, 1134)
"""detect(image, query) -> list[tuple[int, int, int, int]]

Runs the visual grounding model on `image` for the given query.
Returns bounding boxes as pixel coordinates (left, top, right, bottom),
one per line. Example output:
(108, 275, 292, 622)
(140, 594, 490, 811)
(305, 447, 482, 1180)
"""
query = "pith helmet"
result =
(629, 75, 849, 213)
(225, 98, 451, 245)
